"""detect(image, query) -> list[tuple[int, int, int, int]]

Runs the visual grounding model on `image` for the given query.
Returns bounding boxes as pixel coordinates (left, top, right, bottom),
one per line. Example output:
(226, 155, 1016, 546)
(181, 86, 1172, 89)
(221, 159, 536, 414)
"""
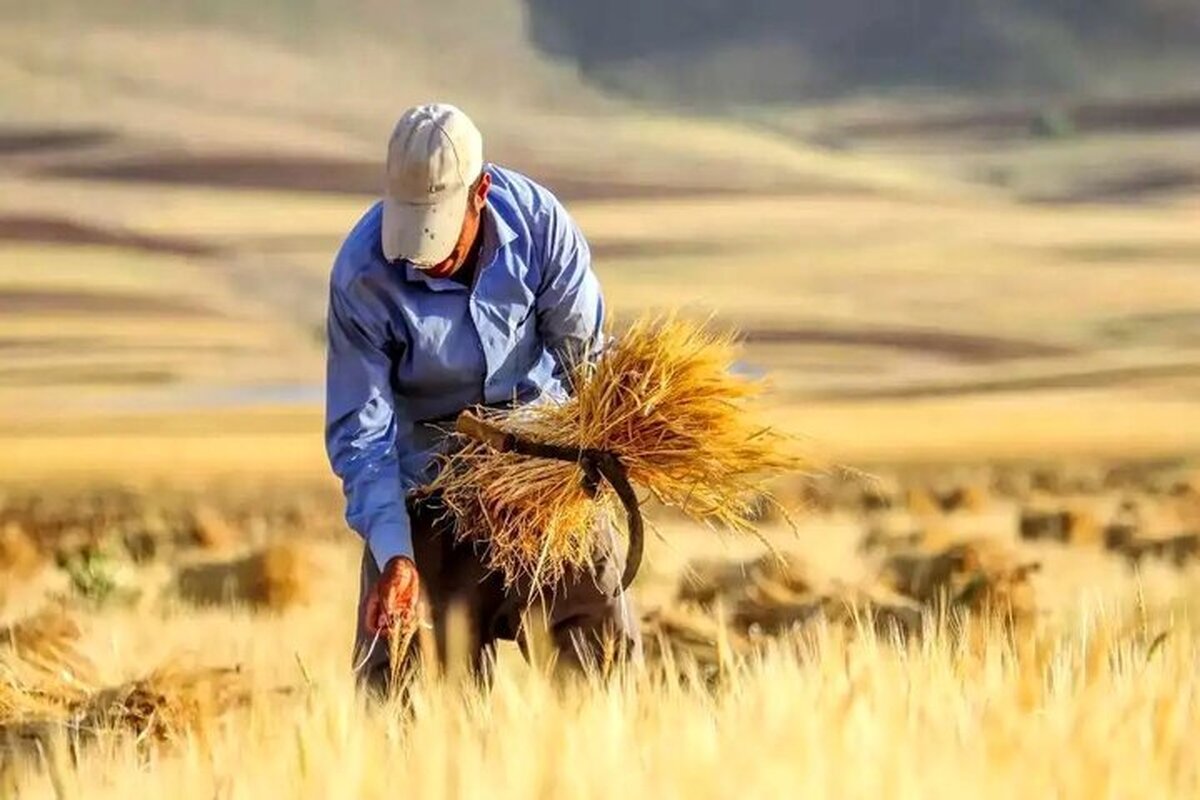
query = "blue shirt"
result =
(325, 165, 604, 568)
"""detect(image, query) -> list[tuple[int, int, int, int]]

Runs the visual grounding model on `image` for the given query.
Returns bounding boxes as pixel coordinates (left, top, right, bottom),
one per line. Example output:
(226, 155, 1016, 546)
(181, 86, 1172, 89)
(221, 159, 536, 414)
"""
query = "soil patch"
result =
(0, 127, 116, 157)
(0, 364, 176, 387)
(1053, 243, 1200, 265)
(42, 152, 805, 201)
(590, 239, 733, 261)
(0, 289, 220, 317)
(806, 361, 1200, 401)
(825, 94, 1200, 141)
(740, 326, 1073, 363)
(1030, 166, 1200, 204)
(0, 215, 218, 257)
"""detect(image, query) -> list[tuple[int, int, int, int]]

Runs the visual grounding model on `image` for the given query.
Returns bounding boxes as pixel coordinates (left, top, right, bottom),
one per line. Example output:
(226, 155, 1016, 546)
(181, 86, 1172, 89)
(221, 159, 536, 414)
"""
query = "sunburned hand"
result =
(364, 556, 421, 635)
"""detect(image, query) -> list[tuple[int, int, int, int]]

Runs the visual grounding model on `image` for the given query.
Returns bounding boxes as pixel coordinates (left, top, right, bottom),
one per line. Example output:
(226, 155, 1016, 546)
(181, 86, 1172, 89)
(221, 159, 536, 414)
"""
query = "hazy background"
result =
(2, 0, 1199, 475)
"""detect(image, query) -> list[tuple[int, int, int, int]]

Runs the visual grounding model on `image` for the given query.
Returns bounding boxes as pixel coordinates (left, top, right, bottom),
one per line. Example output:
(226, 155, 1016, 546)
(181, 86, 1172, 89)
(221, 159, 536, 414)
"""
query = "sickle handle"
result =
(455, 411, 514, 453)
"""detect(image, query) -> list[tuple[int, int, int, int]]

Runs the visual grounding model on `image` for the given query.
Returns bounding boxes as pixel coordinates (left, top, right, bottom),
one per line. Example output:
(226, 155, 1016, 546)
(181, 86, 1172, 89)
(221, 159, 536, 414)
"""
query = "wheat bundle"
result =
(640, 606, 752, 669)
(175, 542, 320, 610)
(0, 608, 94, 730)
(2, 612, 268, 753)
(188, 504, 239, 551)
(1, 609, 95, 686)
(678, 552, 815, 608)
(0, 662, 74, 729)
(69, 665, 253, 744)
(251, 542, 321, 609)
(430, 316, 809, 587)
(881, 540, 1040, 629)
(0, 522, 43, 580)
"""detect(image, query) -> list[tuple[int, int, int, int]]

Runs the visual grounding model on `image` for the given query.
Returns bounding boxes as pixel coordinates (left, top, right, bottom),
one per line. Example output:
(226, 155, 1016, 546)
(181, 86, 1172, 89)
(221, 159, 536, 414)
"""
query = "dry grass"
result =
(431, 316, 810, 586)
(0, 608, 95, 727)
(249, 542, 320, 609)
(663, 536, 1038, 660)
(2, 611, 262, 751)
(0, 522, 43, 582)
(0, 608, 92, 680)
(4, 599, 1198, 799)
(188, 505, 239, 551)
(0, 473, 1198, 797)
(2, 459, 1199, 795)
(677, 551, 815, 607)
(880, 539, 1040, 630)
(70, 664, 258, 746)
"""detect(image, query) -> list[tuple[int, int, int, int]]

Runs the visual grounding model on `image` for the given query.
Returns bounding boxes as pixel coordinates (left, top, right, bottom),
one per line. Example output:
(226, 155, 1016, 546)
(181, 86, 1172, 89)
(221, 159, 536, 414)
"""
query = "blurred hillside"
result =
(9, 1, 1198, 140)
(529, 0, 1200, 105)
(1, 0, 1199, 467)
(0, 0, 932, 195)
(0, 0, 599, 161)
(4, 0, 1196, 196)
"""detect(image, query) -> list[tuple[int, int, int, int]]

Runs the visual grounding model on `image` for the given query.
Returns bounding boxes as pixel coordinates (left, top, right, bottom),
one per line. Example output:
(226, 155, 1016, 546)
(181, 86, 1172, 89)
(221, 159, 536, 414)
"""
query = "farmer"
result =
(325, 103, 641, 693)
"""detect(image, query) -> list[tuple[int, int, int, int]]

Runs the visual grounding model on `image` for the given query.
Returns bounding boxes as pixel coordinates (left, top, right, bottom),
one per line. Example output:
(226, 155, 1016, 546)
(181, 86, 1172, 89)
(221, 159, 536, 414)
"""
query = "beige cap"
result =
(381, 103, 483, 266)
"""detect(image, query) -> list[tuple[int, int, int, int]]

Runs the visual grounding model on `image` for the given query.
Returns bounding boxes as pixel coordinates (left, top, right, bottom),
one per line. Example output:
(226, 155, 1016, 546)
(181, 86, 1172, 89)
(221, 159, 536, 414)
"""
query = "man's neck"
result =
(443, 215, 487, 286)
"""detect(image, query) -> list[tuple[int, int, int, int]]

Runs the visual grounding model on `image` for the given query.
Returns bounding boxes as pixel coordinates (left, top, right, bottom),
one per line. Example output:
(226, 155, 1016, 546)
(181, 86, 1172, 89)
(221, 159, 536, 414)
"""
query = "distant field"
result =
(766, 94, 1200, 204)
(6, 391, 1200, 485)
(4, 455, 1199, 798)
(2, 9, 1199, 461)
(2, 170, 1198, 460)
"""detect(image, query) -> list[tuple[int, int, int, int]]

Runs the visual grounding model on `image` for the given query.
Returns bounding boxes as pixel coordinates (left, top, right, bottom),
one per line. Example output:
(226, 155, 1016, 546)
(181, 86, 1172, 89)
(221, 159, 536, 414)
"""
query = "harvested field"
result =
(0, 482, 345, 566)
(738, 325, 1074, 363)
(0, 338, 248, 358)
(804, 360, 1200, 402)
(1055, 243, 1200, 266)
(587, 238, 730, 261)
(2, 456, 1199, 797)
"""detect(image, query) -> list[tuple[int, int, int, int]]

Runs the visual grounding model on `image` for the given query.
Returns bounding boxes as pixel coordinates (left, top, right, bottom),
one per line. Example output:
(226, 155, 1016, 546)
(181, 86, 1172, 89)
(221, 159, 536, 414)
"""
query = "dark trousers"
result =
(353, 497, 641, 694)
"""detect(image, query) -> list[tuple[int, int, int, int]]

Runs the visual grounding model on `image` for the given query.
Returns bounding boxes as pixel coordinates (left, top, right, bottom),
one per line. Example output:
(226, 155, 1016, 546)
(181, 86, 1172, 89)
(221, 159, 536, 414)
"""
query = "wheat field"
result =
(5, 588, 1197, 798)
(3, 472, 1199, 799)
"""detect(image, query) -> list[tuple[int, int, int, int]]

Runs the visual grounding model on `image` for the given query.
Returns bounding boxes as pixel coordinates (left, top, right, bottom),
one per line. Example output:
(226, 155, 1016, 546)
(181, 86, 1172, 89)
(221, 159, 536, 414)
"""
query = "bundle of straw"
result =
(175, 542, 321, 610)
(429, 315, 809, 587)
(1, 608, 94, 733)
(2, 612, 274, 756)
(70, 665, 254, 744)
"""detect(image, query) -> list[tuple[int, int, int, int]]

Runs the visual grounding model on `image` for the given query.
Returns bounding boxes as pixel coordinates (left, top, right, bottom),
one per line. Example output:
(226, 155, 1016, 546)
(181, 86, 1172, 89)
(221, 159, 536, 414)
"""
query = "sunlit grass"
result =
(6, 589, 1197, 799)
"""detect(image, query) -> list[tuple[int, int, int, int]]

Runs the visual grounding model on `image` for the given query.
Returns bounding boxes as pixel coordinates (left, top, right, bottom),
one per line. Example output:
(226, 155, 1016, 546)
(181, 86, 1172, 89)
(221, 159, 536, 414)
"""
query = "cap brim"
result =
(381, 188, 468, 266)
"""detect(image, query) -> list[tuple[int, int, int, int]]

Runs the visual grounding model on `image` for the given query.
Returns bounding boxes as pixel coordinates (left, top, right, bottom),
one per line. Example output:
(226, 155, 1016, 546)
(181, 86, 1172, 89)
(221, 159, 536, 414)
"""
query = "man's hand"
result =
(364, 556, 420, 635)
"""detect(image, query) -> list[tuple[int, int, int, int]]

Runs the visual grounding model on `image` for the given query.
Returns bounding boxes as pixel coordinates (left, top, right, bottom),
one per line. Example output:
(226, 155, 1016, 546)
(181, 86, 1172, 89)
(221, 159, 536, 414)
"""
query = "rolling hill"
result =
(527, 0, 1200, 105)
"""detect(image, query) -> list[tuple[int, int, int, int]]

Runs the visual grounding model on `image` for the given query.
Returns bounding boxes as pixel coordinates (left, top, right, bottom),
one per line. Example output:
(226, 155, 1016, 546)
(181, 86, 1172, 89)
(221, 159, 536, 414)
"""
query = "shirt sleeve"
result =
(534, 194, 605, 385)
(324, 280, 413, 568)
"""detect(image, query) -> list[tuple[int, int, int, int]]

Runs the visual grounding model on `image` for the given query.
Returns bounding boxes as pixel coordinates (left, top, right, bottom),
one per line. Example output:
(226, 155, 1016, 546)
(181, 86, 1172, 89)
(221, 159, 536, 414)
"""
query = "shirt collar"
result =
(401, 183, 517, 292)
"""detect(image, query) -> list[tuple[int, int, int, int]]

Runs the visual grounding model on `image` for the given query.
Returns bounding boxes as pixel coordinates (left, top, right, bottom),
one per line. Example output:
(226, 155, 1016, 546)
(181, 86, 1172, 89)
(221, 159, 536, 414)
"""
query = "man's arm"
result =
(534, 194, 605, 383)
(324, 281, 413, 569)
